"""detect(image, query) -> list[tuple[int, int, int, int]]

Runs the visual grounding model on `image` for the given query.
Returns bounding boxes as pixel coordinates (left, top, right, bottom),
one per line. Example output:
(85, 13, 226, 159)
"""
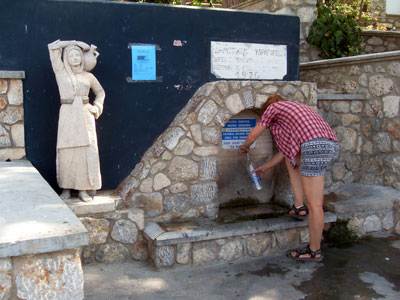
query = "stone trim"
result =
(362, 30, 400, 38)
(317, 94, 367, 101)
(0, 70, 25, 79)
(300, 50, 400, 70)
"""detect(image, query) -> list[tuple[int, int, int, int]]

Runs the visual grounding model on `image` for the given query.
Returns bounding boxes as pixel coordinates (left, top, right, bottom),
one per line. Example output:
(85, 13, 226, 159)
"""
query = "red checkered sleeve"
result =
(257, 101, 338, 166)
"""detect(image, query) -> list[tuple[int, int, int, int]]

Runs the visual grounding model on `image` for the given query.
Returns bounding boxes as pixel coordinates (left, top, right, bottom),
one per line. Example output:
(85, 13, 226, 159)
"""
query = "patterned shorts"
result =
(300, 138, 339, 177)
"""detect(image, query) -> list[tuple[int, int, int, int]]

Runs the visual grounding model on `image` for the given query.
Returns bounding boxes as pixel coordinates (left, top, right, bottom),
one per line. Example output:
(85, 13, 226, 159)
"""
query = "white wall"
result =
(386, 0, 400, 15)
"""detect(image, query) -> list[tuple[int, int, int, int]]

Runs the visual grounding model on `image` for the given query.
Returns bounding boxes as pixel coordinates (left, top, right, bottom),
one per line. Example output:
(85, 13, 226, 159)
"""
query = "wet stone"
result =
(96, 243, 129, 262)
(190, 182, 217, 205)
(111, 219, 138, 244)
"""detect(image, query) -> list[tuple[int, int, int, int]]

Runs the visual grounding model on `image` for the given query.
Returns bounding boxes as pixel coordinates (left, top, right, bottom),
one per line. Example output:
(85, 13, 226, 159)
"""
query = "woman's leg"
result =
(285, 155, 306, 215)
(301, 175, 325, 256)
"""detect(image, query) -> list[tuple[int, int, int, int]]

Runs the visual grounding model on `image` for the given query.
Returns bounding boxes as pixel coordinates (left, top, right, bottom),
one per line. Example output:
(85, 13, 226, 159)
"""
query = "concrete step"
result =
(64, 191, 120, 216)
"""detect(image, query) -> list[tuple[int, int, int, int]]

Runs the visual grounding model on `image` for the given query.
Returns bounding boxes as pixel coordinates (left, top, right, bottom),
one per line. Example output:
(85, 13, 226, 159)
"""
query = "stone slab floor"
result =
(84, 238, 400, 300)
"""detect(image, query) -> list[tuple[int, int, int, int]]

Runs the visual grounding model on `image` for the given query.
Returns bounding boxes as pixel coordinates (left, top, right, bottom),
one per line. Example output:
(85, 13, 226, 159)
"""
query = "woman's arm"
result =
(238, 125, 266, 154)
(253, 151, 285, 178)
(89, 74, 105, 119)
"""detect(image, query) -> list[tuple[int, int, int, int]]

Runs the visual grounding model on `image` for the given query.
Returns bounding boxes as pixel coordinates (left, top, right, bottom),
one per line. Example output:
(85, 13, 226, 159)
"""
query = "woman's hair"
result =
(260, 94, 286, 112)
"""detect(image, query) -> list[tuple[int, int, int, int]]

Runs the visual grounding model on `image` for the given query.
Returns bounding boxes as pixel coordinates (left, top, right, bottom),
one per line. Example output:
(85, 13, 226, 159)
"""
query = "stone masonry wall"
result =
(0, 72, 25, 161)
(371, 0, 400, 30)
(233, 0, 319, 63)
(362, 30, 400, 54)
(118, 81, 317, 223)
(300, 53, 400, 192)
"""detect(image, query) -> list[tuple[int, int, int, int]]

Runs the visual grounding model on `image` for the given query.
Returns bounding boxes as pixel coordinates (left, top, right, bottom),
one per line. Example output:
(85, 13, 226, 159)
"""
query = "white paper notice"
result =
(211, 41, 287, 80)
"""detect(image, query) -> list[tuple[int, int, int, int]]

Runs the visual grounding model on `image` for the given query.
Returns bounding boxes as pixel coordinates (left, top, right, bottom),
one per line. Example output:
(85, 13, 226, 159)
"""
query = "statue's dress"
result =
(50, 49, 103, 190)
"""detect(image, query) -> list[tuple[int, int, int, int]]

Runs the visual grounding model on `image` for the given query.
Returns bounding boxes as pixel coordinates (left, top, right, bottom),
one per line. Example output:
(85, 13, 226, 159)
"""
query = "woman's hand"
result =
(238, 145, 249, 154)
(87, 104, 98, 117)
(254, 164, 269, 178)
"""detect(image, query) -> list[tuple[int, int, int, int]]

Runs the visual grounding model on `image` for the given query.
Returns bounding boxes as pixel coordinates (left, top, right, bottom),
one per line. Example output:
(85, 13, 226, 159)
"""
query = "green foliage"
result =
(307, 3, 363, 59)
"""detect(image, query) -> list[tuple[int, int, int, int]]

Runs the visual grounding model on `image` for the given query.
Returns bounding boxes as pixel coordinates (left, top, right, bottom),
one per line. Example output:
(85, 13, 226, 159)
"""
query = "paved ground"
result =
(84, 238, 400, 300)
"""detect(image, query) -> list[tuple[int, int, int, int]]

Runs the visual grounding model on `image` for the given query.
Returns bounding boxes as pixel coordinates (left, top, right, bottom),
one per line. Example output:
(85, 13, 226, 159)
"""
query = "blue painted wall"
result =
(0, 0, 299, 191)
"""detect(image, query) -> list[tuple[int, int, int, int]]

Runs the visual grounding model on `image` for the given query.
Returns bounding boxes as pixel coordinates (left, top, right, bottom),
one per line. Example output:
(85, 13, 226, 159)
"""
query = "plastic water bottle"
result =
(247, 153, 262, 190)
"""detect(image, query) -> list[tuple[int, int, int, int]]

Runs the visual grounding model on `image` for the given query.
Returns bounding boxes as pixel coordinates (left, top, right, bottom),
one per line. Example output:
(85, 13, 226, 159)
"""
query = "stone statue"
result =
(48, 40, 105, 202)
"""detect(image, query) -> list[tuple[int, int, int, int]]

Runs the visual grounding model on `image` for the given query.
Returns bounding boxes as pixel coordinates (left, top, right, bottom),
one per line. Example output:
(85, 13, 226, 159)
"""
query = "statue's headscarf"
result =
(63, 45, 84, 91)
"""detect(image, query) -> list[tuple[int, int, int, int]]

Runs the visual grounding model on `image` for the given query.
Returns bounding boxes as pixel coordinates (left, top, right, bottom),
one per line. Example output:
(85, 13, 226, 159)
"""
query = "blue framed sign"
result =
(222, 118, 256, 149)
(131, 45, 156, 81)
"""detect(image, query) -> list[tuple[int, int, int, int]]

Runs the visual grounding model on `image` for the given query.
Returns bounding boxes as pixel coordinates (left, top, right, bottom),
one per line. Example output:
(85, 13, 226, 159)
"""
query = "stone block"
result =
(164, 194, 190, 213)
(169, 182, 188, 194)
(190, 124, 202, 145)
(0, 79, 7, 94)
(200, 157, 217, 180)
(80, 217, 110, 245)
(131, 236, 149, 261)
(363, 215, 382, 233)
(198, 100, 218, 125)
(388, 62, 400, 77)
(246, 236, 269, 257)
(154, 246, 175, 268)
(131, 192, 163, 217)
(174, 138, 194, 155)
(382, 212, 394, 231)
(216, 81, 229, 96)
(241, 89, 254, 108)
(0, 258, 11, 300)
(202, 127, 220, 145)
(369, 75, 393, 96)
(218, 240, 243, 261)
(127, 208, 145, 230)
(193, 241, 217, 265)
(383, 96, 399, 118)
(190, 183, 217, 205)
(225, 94, 244, 115)
(0, 148, 25, 161)
(161, 151, 172, 160)
(7, 79, 23, 105)
(331, 101, 350, 113)
(274, 228, 298, 249)
(64, 194, 117, 216)
(14, 250, 84, 300)
(176, 243, 191, 264)
(0, 106, 23, 125)
(153, 173, 171, 191)
(0, 125, 11, 148)
(0, 97, 6, 109)
(162, 127, 185, 150)
(10, 123, 24, 147)
(96, 243, 129, 262)
(111, 219, 138, 244)
(139, 177, 153, 193)
(334, 127, 357, 152)
(193, 146, 218, 157)
(214, 109, 232, 127)
(373, 133, 391, 153)
(168, 157, 198, 181)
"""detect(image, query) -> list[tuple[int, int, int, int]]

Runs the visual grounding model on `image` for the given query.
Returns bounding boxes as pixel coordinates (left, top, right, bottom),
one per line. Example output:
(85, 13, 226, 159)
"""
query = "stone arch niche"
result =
(117, 80, 317, 223)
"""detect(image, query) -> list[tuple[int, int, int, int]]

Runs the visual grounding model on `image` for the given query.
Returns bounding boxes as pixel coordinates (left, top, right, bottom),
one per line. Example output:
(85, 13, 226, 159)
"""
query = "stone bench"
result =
(327, 183, 400, 237)
(0, 160, 89, 300)
(144, 212, 337, 268)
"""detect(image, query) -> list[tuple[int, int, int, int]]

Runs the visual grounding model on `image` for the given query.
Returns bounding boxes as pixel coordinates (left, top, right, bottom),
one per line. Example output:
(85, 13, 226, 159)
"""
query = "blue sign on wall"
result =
(131, 45, 156, 81)
(222, 119, 256, 149)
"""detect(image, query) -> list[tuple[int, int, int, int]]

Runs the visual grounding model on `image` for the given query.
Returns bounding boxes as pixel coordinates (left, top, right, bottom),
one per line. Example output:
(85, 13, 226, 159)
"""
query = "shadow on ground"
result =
(84, 238, 400, 300)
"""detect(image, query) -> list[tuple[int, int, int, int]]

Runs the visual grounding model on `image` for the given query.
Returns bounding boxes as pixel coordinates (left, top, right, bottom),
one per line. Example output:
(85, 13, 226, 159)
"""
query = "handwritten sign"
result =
(222, 119, 256, 150)
(211, 41, 287, 80)
(131, 45, 156, 80)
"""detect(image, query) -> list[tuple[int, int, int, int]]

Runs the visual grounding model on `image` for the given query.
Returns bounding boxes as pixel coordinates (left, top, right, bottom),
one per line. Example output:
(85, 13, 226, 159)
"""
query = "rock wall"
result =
(118, 81, 317, 223)
(371, 0, 400, 30)
(300, 52, 400, 192)
(362, 30, 400, 53)
(0, 72, 25, 161)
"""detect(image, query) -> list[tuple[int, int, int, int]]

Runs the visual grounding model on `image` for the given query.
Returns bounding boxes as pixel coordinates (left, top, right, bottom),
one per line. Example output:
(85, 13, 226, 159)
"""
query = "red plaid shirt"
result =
(258, 101, 338, 166)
